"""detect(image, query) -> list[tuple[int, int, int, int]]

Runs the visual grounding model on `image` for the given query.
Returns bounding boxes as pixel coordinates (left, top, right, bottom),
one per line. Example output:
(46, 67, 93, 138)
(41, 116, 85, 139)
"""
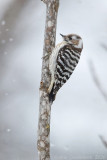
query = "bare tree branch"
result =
(88, 60, 107, 102)
(99, 135, 107, 149)
(37, 0, 59, 160)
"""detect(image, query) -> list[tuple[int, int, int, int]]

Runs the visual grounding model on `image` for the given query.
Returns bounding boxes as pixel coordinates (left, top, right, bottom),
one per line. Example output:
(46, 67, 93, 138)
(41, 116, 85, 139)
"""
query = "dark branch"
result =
(99, 135, 107, 148)
(88, 59, 107, 102)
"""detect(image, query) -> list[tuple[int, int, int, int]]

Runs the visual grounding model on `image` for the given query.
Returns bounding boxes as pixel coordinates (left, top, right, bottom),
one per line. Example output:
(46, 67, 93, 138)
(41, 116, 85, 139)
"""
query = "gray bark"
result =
(37, 0, 59, 159)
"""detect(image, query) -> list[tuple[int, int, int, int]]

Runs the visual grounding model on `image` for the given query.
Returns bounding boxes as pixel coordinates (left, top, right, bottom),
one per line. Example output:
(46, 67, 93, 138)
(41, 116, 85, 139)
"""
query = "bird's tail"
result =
(49, 86, 56, 103)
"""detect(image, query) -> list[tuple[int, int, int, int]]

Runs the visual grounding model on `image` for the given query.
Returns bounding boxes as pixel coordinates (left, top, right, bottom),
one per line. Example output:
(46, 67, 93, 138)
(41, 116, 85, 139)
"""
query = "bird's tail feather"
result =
(49, 86, 56, 103)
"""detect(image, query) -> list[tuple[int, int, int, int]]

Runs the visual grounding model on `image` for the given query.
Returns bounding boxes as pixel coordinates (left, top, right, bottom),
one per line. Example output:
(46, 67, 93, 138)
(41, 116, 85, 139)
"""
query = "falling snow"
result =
(4, 51, 8, 55)
(1, 40, 6, 44)
(9, 38, 14, 42)
(5, 93, 8, 96)
(6, 28, 9, 31)
(1, 20, 6, 25)
(6, 128, 11, 133)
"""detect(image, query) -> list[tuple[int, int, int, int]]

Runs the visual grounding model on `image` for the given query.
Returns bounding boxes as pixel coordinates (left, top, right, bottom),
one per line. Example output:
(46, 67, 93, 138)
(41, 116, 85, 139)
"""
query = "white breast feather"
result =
(76, 39, 83, 48)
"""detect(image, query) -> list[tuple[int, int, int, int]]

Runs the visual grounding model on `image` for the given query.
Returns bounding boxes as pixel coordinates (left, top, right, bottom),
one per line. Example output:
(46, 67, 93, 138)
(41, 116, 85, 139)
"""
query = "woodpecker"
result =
(48, 33, 83, 103)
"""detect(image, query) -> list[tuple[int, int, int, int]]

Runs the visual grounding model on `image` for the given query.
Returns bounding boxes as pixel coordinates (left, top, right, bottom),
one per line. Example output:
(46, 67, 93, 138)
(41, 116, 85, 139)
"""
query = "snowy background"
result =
(0, 0, 107, 159)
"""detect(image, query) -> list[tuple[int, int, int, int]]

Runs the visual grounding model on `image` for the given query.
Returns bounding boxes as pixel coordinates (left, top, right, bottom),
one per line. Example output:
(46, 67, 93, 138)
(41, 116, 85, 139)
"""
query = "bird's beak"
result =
(60, 33, 65, 38)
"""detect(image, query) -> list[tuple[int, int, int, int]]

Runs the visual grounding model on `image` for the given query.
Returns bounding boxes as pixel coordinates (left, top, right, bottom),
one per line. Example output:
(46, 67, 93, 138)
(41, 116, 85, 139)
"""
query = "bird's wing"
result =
(54, 46, 80, 93)
(49, 45, 81, 102)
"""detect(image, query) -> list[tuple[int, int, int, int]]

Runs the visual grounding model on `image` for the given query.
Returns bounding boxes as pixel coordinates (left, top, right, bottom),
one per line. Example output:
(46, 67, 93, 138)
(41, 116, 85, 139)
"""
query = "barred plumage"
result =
(48, 34, 83, 103)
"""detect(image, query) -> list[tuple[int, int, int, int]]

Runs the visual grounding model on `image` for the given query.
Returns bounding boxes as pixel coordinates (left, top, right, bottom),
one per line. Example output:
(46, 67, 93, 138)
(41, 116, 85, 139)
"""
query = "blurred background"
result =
(0, 0, 107, 159)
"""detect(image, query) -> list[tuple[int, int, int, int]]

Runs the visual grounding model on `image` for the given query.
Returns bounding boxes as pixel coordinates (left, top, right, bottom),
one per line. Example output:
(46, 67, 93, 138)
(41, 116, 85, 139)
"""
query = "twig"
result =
(88, 60, 107, 102)
(37, 0, 59, 160)
(99, 135, 107, 148)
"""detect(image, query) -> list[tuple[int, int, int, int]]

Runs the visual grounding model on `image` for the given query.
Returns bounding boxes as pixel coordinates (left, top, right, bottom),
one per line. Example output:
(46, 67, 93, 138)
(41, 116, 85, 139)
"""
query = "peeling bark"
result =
(37, 0, 59, 159)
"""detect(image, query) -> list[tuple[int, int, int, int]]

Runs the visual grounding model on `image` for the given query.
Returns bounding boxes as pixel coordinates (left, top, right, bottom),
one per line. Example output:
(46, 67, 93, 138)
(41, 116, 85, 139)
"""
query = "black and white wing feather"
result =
(49, 45, 81, 102)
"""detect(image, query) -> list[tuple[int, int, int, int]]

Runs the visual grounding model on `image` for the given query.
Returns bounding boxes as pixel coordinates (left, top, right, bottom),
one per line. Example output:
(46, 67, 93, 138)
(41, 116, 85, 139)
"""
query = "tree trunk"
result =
(37, 0, 59, 159)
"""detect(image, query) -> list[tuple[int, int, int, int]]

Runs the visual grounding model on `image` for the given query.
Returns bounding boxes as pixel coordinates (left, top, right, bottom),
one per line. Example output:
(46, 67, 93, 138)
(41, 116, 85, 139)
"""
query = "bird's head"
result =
(60, 33, 83, 49)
